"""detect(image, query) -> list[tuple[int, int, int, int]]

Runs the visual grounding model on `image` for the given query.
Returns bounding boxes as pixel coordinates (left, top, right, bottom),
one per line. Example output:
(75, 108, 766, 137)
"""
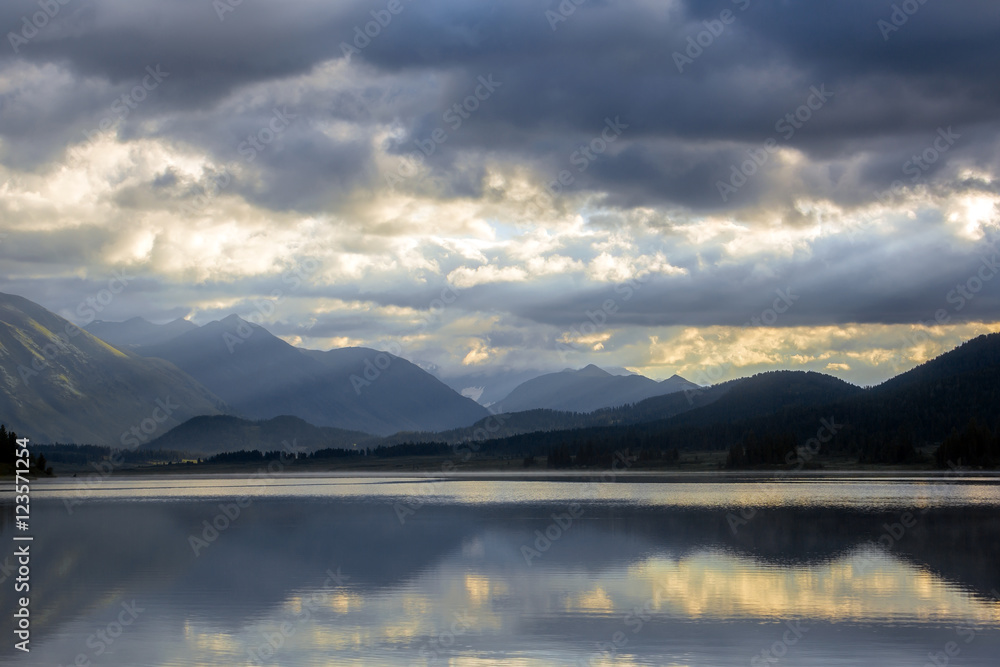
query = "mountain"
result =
(462, 336, 1000, 466)
(136, 316, 489, 435)
(642, 370, 862, 429)
(496, 364, 699, 413)
(87, 316, 197, 348)
(387, 369, 860, 446)
(299, 347, 492, 433)
(0, 292, 226, 445)
(143, 415, 376, 456)
(438, 367, 548, 406)
(846, 333, 1000, 448)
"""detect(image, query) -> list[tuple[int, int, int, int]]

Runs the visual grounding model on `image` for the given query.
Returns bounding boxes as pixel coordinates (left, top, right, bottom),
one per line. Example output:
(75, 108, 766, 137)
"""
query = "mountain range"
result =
(0, 292, 226, 445)
(455, 334, 1000, 466)
(496, 364, 699, 413)
(117, 314, 490, 436)
(86, 317, 198, 348)
(141, 415, 375, 456)
(0, 293, 698, 444)
(6, 290, 996, 466)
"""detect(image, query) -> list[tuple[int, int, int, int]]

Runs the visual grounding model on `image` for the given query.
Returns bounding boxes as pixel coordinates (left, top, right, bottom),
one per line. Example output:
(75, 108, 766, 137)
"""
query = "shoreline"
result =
(10, 468, 1000, 486)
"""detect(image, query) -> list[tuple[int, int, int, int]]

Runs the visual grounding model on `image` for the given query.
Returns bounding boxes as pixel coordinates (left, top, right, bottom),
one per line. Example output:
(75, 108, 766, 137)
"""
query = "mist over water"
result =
(3, 476, 1000, 666)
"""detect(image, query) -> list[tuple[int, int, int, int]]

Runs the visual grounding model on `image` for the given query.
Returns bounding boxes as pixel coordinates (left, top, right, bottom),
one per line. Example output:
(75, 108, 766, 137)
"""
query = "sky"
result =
(1, 0, 999, 389)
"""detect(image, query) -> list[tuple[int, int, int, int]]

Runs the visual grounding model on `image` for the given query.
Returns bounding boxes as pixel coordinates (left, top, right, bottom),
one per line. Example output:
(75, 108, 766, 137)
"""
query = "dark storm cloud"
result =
(465, 221, 1000, 330)
(2, 0, 1000, 361)
(3, 0, 999, 211)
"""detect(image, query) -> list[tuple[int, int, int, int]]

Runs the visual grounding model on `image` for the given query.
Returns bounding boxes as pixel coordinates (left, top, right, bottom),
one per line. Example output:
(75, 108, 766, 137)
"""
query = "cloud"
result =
(2, 0, 1000, 384)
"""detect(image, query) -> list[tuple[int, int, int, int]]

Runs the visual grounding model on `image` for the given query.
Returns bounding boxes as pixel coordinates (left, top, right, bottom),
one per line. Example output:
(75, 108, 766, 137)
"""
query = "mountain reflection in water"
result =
(2, 477, 999, 666)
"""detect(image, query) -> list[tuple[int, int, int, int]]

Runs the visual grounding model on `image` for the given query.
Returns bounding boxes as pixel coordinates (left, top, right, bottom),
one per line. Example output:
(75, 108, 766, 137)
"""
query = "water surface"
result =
(2, 474, 999, 665)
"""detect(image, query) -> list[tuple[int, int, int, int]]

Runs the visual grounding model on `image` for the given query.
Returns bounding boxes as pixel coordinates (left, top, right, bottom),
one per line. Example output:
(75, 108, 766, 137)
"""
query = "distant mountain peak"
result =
(137, 328, 488, 436)
(499, 365, 692, 413)
(575, 364, 612, 377)
(218, 313, 250, 325)
(86, 314, 198, 349)
(0, 293, 226, 443)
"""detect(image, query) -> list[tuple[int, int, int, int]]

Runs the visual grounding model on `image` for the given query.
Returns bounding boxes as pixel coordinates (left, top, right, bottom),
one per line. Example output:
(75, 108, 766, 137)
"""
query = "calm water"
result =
(2, 474, 1000, 666)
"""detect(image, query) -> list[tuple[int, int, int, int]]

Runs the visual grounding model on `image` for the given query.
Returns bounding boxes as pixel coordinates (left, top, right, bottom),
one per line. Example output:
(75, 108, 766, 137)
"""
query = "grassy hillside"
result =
(0, 292, 227, 445)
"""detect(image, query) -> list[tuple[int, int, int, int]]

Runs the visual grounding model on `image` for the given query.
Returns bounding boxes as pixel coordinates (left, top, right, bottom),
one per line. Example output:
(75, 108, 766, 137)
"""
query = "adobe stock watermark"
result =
(120, 396, 180, 448)
(347, 341, 404, 394)
(521, 450, 637, 566)
(673, 0, 752, 73)
(918, 625, 985, 667)
(545, 0, 587, 31)
(914, 589, 998, 667)
(352, 283, 461, 395)
(727, 417, 843, 534)
(7, 0, 74, 54)
(520, 503, 585, 566)
(845, 126, 962, 245)
(188, 439, 307, 556)
(237, 107, 298, 162)
(340, 0, 415, 60)
(872, 127, 961, 205)
(245, 566, 350, 665)
(18, 269, 133, 387)
(212, 0, 245, 22)
(887, 228, 997, 373)
(683, 287, 799, 403)
(541, 116, 629, 200)
(392, 409, 511, 524)
(57, 600, 144, 667)
(749, 620, 810, 667)
(62, 396, 182, 515)
(851, 461, 973, 578)
(878, 0, 933, 42)
(414, 612, 475, 665)
(181, 106, 297, 216)
(521, 117, 630, 223)
(580, 582, 671, 665)
(716, 85, 834, 202)
(555, 269, 650, 363)
(385, 75, 503, 190)
(223, 258, 321, 353)
(68, 65, 170, 164)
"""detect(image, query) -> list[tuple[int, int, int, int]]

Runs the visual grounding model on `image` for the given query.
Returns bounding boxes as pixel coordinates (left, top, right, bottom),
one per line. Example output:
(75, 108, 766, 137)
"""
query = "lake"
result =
(2, 473, 1000, 666)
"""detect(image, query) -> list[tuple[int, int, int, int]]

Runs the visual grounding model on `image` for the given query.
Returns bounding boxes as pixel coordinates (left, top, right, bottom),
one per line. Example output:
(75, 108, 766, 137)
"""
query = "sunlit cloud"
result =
(2, 0, 999, 385)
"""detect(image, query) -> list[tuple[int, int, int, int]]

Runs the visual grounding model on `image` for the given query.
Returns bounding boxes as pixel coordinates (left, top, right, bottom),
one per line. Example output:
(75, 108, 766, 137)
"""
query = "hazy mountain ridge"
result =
(381, 370, 856, 446)
(8, 291, 999, 461)
(141, 415, 376, 456)
(438, 367, 548, 407)
(86, 317, 197, 348)
(468, 335, 1000, 463)
(0, 292, 227, 445)
(496, 364, 699, 413)
(133, 315, 489, 435)
(2, 294, 489, 442)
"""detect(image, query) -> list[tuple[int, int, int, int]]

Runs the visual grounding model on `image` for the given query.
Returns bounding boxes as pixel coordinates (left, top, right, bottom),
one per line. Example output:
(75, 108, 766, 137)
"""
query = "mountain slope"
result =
(137, 317, 489, 435)
(87, 316, 196, 348)
(143, 415, 375, 456)
(841, 333, 1000, 446)
(439, 367, 548, 406)
(391, 370, 859, 446)
(659, 371, 863, 429)
(0, 292, 226, 445)
(497, 365, 699, 413)
(465, 338, 1000, 463)
(299, 347, 491, 434)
